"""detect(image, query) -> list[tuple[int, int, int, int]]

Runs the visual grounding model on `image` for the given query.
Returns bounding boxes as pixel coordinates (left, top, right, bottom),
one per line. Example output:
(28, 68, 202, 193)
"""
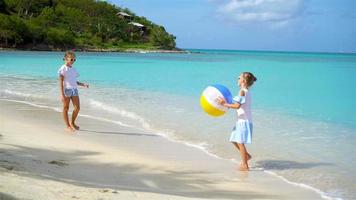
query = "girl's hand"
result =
(83, 83, 89, 88)
(216, 97, 226, 105)
(61, 95, 65, 103)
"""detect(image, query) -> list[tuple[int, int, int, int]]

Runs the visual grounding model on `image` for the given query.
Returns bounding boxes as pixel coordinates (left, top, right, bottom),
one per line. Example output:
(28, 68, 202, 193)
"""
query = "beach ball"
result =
(200, 84, 233, 117)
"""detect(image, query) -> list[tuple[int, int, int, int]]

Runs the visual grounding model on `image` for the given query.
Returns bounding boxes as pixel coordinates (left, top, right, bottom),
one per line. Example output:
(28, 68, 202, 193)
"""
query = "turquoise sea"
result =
(0, 50, 355, 199)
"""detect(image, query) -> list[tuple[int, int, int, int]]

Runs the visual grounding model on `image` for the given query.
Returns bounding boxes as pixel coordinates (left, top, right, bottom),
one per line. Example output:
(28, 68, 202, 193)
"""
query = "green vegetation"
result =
(0, 0, 177, 51)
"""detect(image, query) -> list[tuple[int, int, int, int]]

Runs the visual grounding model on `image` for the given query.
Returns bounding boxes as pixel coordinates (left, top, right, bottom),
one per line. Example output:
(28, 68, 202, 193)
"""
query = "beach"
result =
(0, 99, 325, 200)
(2, 0, 355, 197)
(1, 50, 355, 199)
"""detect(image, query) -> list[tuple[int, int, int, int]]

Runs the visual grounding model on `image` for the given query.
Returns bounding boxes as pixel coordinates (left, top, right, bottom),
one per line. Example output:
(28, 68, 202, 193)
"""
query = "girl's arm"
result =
(221, 101, 241, 109)
(59, 75, 65, 101)
(217, 89, 245, 109)
(77, 81, 89, 88)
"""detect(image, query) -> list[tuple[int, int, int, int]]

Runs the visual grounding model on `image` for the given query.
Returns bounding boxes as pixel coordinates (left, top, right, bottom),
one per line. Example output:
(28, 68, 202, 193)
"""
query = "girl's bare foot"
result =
(71, 123, 80, 130)
(240, 154, 252, 165)
(238, 164, 249, 171)
(65, 126, 75, 133)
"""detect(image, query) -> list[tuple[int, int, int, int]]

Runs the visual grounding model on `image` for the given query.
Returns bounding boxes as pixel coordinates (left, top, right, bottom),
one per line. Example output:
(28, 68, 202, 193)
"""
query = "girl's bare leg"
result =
(237, 143, 249, 171)
(71, 96, 80, 130)
(232, 142, 252, 160)
(62, 97, 74, 132)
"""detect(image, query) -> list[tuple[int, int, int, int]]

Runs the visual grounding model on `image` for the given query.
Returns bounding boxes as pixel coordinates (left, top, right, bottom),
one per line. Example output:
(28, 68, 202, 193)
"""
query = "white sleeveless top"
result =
(233, 88, 252, 122)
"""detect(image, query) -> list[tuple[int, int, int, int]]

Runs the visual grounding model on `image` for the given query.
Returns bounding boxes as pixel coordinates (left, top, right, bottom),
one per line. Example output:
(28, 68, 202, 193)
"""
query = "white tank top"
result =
(235, 88, 252, 122)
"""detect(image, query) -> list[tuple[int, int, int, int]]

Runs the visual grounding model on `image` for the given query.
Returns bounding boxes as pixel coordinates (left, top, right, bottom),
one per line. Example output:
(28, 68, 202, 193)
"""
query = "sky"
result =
(111, 0, 356, 53)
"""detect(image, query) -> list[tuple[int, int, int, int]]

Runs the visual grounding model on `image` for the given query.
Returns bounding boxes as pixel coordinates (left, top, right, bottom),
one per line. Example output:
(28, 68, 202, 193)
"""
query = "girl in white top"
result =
(58, 51, 89, 132)
(217, 72, 257, 171)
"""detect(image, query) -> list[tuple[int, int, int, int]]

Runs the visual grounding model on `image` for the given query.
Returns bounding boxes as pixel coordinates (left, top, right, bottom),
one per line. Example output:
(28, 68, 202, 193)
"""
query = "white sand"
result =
(0, 100, 324, 200)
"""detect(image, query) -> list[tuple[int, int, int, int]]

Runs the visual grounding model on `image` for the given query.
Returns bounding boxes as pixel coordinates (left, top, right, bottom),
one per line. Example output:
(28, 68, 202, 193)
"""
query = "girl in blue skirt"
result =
(217, 72, 257, 171)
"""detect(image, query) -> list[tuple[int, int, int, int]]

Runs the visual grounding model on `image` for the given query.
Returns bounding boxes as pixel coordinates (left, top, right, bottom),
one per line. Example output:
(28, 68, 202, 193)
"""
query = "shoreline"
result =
(0, 47, 190, 54)
(0, 99, 327, 199)
(4, 47, 356, 55)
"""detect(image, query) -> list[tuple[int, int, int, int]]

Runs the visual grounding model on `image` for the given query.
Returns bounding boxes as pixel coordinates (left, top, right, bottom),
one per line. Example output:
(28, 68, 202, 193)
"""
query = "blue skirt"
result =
(230, 121, 253, 144)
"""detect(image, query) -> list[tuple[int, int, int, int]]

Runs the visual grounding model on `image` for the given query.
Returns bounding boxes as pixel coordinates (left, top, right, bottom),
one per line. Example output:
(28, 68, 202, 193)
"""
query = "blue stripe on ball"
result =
(211, 84, 233, 104)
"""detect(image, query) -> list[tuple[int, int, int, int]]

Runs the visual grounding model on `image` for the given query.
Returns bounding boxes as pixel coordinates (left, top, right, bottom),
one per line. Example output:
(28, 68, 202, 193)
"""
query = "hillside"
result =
(0, 0, 178, 51)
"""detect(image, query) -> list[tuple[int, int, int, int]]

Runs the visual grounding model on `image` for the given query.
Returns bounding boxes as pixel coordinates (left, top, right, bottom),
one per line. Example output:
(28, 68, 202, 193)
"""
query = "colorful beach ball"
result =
(200, 84, 233, 117)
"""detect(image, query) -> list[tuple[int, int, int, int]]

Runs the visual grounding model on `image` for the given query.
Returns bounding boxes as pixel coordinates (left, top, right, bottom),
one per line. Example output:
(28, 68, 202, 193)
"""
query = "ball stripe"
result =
(211, 84, 233, 104)
(202, 86, 228, 112)
(200, 95, 225, 116)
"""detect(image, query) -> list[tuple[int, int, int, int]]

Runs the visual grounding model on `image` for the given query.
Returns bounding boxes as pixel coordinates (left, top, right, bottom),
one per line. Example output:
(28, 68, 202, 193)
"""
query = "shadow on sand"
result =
(0, 145, 280, 200)
(255, 160, 333, 170)
(0, 192, 19, 200)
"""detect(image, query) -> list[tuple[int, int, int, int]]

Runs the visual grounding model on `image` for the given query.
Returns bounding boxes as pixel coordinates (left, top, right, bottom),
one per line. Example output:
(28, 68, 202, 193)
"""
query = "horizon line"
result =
(180, 48, 356, 55)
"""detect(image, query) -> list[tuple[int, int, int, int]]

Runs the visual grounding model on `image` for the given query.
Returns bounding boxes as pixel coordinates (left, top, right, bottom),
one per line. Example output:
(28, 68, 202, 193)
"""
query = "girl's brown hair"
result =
(242, 72, 257, 87)
(64, 50, 75, 58)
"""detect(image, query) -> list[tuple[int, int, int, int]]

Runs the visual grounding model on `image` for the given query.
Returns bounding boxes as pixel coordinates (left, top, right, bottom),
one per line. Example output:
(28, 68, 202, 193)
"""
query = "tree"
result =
(35, 7, 56, 28)
(0, 0, 177, 50)
(26, 19, 44, 45)
(5, 0, 51, 18)
(54, 4, 87, 35)
(0, 14, 29, 46)
(0, 0, 7, 13)
(150, 26, 176, 49)
(46, 27, 74, 47)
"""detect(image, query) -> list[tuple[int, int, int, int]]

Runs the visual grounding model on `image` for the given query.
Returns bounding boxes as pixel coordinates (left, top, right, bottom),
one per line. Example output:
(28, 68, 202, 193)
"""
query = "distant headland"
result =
(0, 0, 182, 52)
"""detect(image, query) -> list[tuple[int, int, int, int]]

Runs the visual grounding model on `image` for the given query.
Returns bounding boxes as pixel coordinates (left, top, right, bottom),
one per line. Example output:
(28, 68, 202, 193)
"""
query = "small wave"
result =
(229, 155, 342, 199)
(0, 98, 132, 129)
(87, 99, 183, 140)
(79, 114, 131, 128)
(171, 142, 343, 200)
(88, 100, 211, 146)
(298, 136, 330, 140)
(87, 99, 228, 160)
(2, 89, 40, 99)
(264, 170, 343, 200)
(0, 99, 61, 112)
(89, 99, 152, 130)
(3, 89, 30, 98)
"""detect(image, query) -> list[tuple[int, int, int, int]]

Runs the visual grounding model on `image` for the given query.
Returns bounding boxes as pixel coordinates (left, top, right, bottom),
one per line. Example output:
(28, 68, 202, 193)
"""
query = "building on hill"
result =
(128, 22, 147, 36)
(116, 12, 133, 20)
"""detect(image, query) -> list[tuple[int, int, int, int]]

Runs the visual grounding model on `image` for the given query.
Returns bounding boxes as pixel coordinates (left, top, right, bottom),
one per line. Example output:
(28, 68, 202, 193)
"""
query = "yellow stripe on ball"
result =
(200, 95, 225, 117)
